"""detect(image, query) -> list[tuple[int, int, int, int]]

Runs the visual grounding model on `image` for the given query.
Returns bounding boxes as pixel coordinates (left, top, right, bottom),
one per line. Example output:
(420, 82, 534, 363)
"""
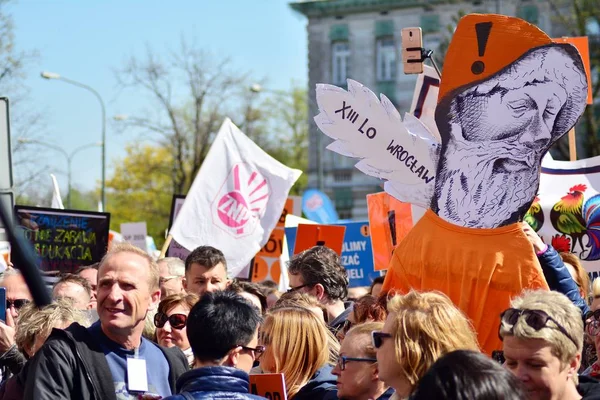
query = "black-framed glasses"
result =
(287, 283, 312, 293)
(585, 310, 600, 336)
(336, 355, 377, 371)
(371, 331, 392, 349)
(6, 299, 29, 310)
(499, 308, 577, 346)
(240, 345, 266, 360)
(154, 313, 188, 330)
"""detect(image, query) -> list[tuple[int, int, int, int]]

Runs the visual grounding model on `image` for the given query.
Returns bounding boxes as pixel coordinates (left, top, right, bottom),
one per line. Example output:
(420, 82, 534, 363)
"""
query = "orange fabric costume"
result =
(381, 210, 549, 355)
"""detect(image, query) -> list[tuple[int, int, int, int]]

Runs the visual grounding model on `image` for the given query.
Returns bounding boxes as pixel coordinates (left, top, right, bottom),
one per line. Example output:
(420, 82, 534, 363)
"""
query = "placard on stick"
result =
(249, 373, 288, 400)
(293, 224, 346, 256)
(14, 205, 110, 272)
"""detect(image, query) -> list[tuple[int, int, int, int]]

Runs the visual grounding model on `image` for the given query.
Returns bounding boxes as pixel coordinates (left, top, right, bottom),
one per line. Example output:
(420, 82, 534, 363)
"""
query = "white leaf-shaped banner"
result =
(314, 79, 441, 205)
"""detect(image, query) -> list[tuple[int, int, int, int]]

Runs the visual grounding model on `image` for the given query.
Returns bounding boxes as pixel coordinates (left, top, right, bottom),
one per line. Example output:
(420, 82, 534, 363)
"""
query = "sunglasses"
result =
(585, 310, 600, 337)
(371, 331, 392, 349)
(154, 313, 187, 330)
(336, 355, 377, 371)
(287, 283, 312, 293)
(499, 308, 577, 346)
(6, 299, 30, 310)
(240, 345, 266, 360)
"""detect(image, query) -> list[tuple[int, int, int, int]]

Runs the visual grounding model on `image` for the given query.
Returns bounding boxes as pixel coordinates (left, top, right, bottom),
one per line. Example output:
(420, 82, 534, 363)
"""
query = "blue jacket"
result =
(163, 366, 266, 400)
(538, 244, 590, 317)
(296, 364, 338, 400)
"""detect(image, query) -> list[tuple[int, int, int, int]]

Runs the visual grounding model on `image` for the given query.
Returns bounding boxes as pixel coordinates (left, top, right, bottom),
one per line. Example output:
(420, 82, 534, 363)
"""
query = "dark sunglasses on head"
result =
(585, 310, 600, 337)
(154, 313, 187, 330)
(371, 331, 392, 349)
(499, 308, 577, 346)
(7, 299, 30, 310)
(336, 355, 377, 371)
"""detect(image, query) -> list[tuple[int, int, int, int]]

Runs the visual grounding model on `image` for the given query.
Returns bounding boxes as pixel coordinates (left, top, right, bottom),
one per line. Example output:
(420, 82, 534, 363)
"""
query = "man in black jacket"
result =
(23, 243, 188, 399)
(163, 291, 266, 400)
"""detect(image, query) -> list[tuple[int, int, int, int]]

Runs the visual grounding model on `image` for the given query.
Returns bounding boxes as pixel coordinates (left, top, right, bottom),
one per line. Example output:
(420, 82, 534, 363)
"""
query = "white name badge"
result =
(127, 357, 149, 393)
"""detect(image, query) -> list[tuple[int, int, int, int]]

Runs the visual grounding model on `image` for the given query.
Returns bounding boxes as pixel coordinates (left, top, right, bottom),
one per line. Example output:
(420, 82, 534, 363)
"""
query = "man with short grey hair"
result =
(158, 257, 185, 299)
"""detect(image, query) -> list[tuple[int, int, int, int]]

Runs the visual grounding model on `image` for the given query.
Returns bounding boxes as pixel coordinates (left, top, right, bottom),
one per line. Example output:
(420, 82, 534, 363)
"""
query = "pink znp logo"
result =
(306, 194, 323, 211)
(213, 163, 270, 238)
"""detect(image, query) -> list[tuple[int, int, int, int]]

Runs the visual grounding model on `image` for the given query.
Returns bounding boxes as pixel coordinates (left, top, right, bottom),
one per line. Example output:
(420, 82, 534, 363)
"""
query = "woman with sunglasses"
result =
(154, 293, 199, 367)
(499, 289, 600, 400)
(259, 306, 339, 399)
(372, 290, 479, 399)
(332, 322, 394, 400)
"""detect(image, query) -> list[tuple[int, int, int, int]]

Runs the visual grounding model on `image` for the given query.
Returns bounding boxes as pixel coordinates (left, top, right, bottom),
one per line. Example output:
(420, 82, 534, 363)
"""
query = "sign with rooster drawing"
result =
(526, 156, 600, 273)
(314, 14, 588, 355)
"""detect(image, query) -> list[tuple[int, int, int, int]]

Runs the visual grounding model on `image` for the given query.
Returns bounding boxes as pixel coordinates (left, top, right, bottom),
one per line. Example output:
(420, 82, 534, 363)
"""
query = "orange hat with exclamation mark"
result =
(438, 14, 552, 103)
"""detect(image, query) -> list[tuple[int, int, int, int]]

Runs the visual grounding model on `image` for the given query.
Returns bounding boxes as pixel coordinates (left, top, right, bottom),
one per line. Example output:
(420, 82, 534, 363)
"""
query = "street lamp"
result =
(40, 71, 107, 211)
(18, 138, 102, 208)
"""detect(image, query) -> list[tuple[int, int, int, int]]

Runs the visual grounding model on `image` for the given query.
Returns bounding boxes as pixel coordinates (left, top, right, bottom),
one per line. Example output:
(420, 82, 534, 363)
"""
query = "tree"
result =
(104, 144, 173, 248)
(115, 38, 251, 195)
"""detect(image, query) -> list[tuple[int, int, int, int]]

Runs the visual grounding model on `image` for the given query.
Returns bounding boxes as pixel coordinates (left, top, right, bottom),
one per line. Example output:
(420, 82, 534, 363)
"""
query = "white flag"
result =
(50, 174, 64, 209)
(169, 118, 302, 277)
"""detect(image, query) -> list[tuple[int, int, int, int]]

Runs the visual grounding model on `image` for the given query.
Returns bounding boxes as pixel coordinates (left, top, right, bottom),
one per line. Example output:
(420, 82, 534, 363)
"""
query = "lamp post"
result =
(40, 71, 107, 211)
(18, 138, 102, 208)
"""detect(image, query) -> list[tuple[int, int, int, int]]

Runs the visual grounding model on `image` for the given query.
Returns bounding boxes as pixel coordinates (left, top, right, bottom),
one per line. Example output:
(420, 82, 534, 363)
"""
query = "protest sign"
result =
(302, 189, 338, 224)
(529, 155, 600, 277)
(293, 224, 346, 256)
(249, 373, 287, 400)
(553, 37, 592, 104)
(169, 119, 301, 277)
(250, 196, 301, 283)
(120, 222, 148, 252)
(410, 65, 441, 140)
(14, 205, 110, 272)
(166, 195, 190, 260)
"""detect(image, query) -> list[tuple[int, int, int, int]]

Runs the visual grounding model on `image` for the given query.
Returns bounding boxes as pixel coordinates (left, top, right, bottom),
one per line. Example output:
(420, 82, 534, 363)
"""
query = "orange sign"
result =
(367, 192, 414, 271)
(293, 224, 346, 256)
(553, 37, 593, 104)
(249, 373, 288, 400)
(251, 196, 301, 283)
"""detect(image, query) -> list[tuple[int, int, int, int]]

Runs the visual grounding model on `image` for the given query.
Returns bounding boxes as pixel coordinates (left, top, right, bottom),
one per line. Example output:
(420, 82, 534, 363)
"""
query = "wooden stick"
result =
(568, 128, 577, 161)
(159, 235, 173, 259)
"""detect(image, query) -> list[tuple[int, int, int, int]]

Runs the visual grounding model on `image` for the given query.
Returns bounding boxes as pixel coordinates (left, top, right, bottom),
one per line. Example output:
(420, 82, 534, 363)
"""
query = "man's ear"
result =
(149, 288, 161, 311)
(314, 283, 326, 301)
(226, 346, 242, 368)
(569, 353, 582, 379)
(183, 275, 188, 290)
(371, 363, 380, 382)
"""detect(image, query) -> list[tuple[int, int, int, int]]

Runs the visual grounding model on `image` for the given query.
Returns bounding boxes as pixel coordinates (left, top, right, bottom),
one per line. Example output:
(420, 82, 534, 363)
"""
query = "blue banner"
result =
(284, 221, 378, 288)
(302, 189, 339, 224)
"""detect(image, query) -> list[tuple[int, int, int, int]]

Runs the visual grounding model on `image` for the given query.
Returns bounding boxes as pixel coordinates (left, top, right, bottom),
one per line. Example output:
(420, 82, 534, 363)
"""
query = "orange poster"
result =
(293, 224, 346, 256)
(553, 37, 592, 104)
(249, 373, 288, 399)
(367, 192, 414, 271)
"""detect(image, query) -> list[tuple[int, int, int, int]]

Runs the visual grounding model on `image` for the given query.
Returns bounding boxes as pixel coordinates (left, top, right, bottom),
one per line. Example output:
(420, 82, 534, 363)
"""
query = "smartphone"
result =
(0, 288, 6, 323)
(401, 27, 424, 74)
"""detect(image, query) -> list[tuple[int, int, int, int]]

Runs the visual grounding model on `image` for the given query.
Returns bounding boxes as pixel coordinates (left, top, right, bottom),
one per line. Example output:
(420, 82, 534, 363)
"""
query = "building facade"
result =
(290, 0, 552, 220)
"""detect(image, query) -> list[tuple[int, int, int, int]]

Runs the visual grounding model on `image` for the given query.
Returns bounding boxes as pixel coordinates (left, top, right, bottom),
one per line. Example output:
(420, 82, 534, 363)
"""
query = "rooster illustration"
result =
(551, 184, 600, 260)
(524, 196, 544, 232)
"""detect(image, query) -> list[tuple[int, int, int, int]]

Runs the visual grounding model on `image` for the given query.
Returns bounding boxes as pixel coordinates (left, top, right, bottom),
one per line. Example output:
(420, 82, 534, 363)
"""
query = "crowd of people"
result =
(0, 223, 600, 399)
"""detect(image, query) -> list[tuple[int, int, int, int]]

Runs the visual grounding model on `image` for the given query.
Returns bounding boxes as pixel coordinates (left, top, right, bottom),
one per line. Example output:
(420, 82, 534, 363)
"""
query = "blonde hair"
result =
(261, 307, 339, 398)
(387, 291, 480, 391)
(16, 298, 90, 355)
(100, 242, 159, 290)
(592, 278, 600, 299)
(560, 252, 590, 301)
(346, 321, 384, 359)
(498, 290, 583, 383)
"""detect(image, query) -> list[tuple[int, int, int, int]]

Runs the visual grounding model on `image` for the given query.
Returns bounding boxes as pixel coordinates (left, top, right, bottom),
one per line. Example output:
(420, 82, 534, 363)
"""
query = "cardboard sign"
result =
(14, 205, 110, 272)
(302, 189, 338, 224)
(120, 222, 148, 252)
(166, 195, 190, 260)
(250, 196, 301, 283)
(410, 65, 441, 140)
(293, 224, 346, 256)
(367, 193, 415, 271)
(249, 373, 287, 400)
(553, 36, 593, 104)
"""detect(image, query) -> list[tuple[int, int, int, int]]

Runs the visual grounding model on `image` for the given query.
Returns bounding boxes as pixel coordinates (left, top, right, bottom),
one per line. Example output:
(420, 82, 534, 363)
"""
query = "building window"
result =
(334, 171, 351, 182)
(421, 14, 440, 34)
(517, 5, 539, 25)
(334, 187, 353, 219)
(376, 37, 396, 82)
(332, 41, 350, 85)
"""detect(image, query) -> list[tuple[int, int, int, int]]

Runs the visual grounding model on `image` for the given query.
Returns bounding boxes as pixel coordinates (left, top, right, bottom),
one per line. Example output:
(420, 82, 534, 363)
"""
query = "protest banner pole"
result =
(159, 235, 172, 259)
(568, 128, 577, 161)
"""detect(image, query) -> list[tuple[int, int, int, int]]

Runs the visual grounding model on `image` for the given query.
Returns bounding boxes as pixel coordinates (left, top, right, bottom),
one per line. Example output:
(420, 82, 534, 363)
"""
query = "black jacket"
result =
(579, 375, 600, 400)
(295, 364, 337, 400)
(23, 322, 188, 400)
(163, 366, 266, 400)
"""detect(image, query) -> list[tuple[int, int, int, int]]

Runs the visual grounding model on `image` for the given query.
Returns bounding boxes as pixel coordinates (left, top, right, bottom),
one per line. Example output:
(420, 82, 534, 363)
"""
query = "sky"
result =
(9, 0, 308, 195)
